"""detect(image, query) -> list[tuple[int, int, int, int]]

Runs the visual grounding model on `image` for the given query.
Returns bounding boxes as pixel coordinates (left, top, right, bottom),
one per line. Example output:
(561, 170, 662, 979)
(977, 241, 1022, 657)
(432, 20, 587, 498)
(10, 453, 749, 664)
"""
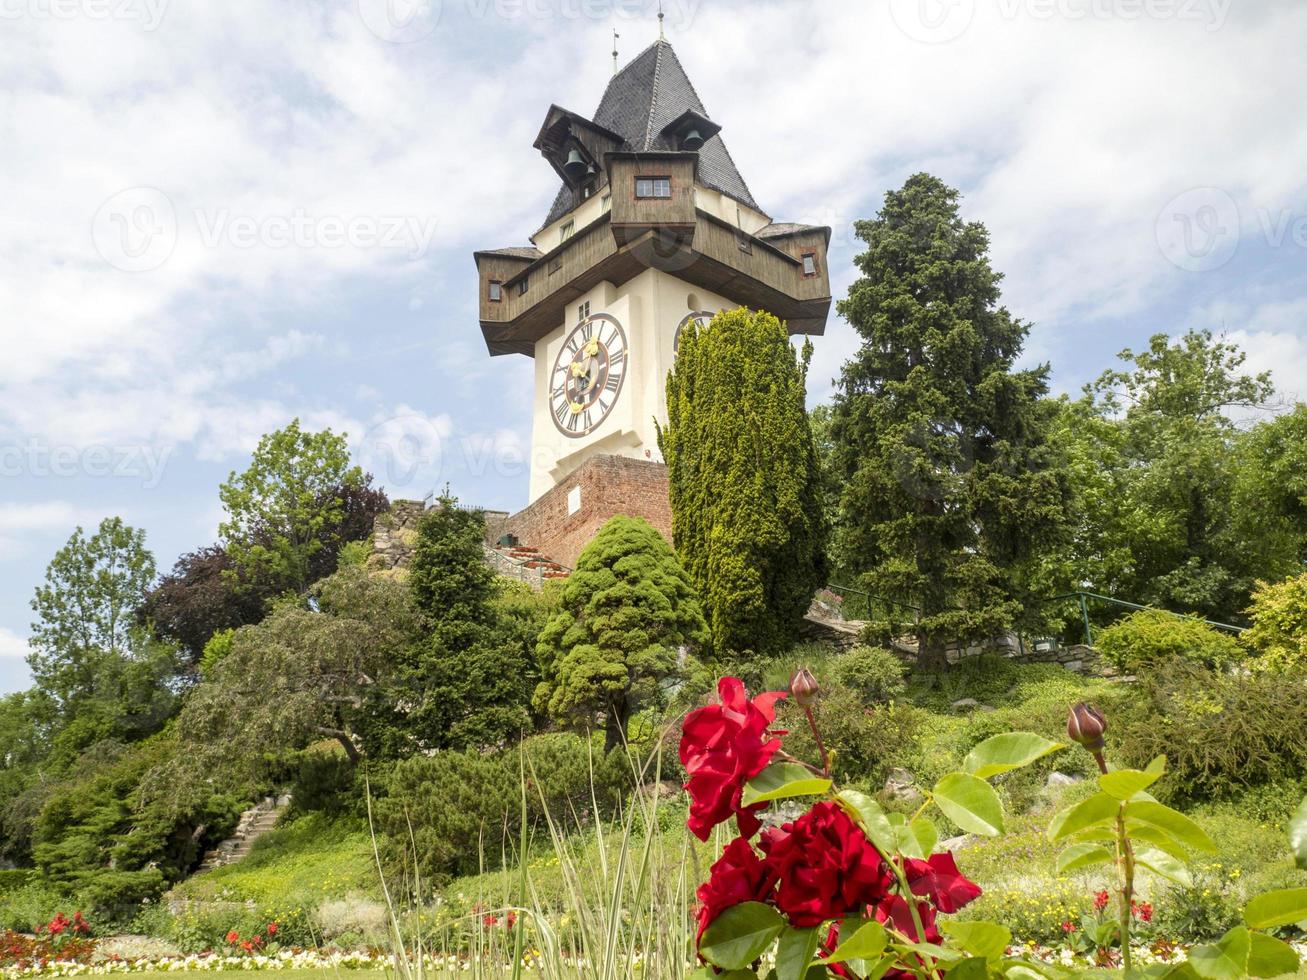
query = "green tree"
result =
(535, 516, 707, 751)
(830, 173, 1071, 670)
(397, 496, 532, 751)
(1050, 330, 1284, 620)
(1233, 403, 1307, 573)
(28, 517, 167, 714)
(175, 565, 416, 777)
(658, 307, 828, 656)
(218, 419, 366, 594)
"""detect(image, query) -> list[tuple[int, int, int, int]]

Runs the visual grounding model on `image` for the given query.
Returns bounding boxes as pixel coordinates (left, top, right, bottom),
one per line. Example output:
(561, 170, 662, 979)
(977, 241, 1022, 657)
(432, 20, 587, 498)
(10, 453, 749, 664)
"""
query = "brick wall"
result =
(495, 454, 672, 567)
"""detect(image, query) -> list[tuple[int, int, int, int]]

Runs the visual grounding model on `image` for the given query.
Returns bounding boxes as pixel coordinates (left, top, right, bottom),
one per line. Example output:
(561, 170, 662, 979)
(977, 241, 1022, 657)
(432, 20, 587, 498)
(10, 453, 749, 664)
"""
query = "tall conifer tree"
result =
(658, 307, 828, 657)
(831, 174, 1070, 670)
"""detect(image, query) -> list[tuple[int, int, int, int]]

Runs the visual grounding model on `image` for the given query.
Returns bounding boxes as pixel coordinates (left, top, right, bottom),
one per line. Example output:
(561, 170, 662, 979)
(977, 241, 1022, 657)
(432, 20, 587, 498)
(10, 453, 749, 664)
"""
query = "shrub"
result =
(0, 882, 67, 934)
(1096, 608, 1242, 673)
(828, 645, 908, 703)
(775, 683, 926, 789)
(379, 734, 631, 883)
(1242, 572, 1307, 673)
(1115, 661, 1307, 802)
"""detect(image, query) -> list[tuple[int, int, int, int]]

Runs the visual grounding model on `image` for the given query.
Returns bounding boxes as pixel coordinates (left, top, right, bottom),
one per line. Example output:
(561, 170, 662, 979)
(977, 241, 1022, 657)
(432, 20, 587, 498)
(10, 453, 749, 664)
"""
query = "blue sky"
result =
(3, 0, 1306, 693)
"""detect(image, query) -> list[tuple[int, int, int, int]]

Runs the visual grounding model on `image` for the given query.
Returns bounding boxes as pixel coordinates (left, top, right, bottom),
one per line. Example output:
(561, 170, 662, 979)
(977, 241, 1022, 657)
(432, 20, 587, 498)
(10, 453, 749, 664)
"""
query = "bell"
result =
(681, 128, 704, 150)
(563, 148, 588, 180)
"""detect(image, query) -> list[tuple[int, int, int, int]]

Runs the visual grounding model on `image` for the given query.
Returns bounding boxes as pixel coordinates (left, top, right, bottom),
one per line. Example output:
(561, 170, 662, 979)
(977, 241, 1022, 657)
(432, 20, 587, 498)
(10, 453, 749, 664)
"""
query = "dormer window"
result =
(802, 252, 818, 278)
(560, 220, 575, 243)
(488, 280, 503, 302)
(635, 176, 671, 199)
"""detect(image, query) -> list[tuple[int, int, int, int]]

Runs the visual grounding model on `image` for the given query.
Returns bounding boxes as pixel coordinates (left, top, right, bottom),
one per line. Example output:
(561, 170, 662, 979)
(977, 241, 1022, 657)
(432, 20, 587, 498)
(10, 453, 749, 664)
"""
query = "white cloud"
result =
(0, 502, 104, 556)
(0, 629, 31, 662)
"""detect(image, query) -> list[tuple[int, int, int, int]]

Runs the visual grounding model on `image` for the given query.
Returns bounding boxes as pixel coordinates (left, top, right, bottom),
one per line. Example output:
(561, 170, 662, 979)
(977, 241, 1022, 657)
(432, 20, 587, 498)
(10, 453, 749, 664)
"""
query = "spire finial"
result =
(657, 0, 665, 39)
(612, 28, 620, 74)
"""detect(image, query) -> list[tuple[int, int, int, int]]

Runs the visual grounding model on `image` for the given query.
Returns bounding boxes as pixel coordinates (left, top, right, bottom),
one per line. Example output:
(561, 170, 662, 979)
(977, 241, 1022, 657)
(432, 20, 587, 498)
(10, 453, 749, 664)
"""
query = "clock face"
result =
(549, 313, 629, 438)
(674, 310, 715, 354)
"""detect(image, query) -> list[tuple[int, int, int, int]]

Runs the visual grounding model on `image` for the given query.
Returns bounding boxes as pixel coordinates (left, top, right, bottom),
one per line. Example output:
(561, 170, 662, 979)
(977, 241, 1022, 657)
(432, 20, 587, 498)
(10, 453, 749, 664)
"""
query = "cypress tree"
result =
(658, 307, 829, 657)
(831, 173, 1071, 671)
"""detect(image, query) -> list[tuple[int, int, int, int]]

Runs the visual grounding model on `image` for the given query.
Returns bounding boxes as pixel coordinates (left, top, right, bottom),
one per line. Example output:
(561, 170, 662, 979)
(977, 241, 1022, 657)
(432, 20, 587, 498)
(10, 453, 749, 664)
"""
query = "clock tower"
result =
(474, 39, 831, 567)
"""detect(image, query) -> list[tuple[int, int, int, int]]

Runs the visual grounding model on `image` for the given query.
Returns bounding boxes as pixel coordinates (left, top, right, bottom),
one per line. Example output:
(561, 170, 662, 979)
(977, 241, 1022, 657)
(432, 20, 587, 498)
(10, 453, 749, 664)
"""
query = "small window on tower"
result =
(802, 252, 818, 278)
(577, 301, 591, 322)
(635, 176, 671, 199)
(549, 256, 561, 275)
(736, 231, 753, 254)
(517, 277, 529, 296)
(488, 280, 502, 302)
(560, 220, 575, 243)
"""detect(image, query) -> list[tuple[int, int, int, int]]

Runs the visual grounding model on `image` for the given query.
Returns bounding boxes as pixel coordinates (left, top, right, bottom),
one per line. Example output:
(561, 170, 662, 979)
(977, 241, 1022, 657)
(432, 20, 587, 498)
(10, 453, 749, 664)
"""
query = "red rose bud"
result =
(1067, 702, 1107, 752)
(790, 668, 821, 707)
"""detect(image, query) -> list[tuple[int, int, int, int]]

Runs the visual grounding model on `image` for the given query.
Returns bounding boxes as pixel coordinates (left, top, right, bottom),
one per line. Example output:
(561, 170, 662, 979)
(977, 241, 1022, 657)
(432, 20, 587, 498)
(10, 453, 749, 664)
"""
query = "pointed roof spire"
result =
(540, 39, 761, 228)
(657, 0, 665, 40)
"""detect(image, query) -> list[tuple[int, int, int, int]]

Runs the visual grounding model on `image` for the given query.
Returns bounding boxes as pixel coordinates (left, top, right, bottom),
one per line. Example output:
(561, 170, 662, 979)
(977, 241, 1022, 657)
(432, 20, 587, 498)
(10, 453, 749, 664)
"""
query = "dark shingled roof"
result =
(541, 39, 761, 229)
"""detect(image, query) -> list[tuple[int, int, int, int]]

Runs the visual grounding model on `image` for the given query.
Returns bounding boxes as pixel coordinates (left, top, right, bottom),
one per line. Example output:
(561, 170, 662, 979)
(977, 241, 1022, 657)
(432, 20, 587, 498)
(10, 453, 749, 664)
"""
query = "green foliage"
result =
(198, 627, 235, 679)
(1096, 608, 1244, 673)
(176, 565, 418, 780)
(25, 728, 245, 923)
(397, 497, 531, 751)
(659, 307, 829, 657)
(1242, 572, 1307, 673)
(378, 733, 629, 882)
(28, 517, 167, 717)
(828, 645, 908, 703)
(535, 516, 707, 750)
(1048, 331, 1286, 623)
(831, 173, 1072, 670)
(1115, 662, 1307, 803)
(218, 418, 366, 594)
(1233, 405, 1307, 575)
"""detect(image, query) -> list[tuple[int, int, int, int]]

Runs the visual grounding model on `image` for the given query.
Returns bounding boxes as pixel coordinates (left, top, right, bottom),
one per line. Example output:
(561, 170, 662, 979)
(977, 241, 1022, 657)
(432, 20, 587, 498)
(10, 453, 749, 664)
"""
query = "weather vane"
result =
(612, 28, 620, 74)
(658, 0, 665, 39)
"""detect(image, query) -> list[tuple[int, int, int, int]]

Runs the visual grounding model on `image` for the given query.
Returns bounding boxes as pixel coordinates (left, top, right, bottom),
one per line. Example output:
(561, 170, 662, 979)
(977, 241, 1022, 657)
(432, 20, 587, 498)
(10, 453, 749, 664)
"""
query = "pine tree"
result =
(658, 307, 829, 657)
(401, 495, 531, 749)
(534, 516, 706, 751)
(831, 174, 1071, 670)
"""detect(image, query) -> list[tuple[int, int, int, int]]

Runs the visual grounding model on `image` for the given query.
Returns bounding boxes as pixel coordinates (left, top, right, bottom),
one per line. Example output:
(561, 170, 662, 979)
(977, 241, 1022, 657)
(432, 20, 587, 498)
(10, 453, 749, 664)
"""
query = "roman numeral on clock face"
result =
(550, 314, 627, 439)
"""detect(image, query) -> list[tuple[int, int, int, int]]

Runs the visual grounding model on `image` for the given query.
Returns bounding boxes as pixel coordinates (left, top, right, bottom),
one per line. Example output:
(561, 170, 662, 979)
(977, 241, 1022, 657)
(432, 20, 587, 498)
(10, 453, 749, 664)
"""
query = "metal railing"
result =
(818, 584, 1245, 651)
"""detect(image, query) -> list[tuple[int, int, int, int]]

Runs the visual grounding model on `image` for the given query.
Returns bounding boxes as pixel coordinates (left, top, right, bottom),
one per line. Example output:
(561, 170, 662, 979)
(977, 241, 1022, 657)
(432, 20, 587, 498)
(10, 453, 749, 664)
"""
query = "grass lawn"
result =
(124, 973, 393, 980)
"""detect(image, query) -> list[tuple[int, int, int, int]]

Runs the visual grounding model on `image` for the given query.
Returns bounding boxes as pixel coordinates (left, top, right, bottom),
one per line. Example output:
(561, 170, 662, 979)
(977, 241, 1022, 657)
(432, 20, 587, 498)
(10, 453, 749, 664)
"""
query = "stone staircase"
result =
(483, 542, 571, 588)
(198, 795, 290, 871)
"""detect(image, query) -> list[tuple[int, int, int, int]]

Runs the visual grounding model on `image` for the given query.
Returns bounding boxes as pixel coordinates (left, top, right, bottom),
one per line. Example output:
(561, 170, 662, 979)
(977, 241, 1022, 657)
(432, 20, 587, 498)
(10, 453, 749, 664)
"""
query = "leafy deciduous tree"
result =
(218, 419, 367, 594)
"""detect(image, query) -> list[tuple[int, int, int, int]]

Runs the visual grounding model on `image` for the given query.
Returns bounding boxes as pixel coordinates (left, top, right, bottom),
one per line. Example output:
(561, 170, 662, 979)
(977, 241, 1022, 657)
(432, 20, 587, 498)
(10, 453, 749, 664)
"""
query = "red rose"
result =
(695, 837, 775, 943)
(875, 894, 941, 944)
(760, 801, 893, 927)
(680, 677, 787, 841)
(903, 852, 982, 914)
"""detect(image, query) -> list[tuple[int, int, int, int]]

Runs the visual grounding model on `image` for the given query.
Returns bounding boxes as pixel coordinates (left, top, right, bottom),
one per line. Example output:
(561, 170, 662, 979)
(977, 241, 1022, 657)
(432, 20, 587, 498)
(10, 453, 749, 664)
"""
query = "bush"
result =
(1096, 608, 1242, 673)
(828, 646, 908, 703)
(1115, 661, 1307, 803)
(1242, 572, 1307, 673)
(379, 734, 631, 883)
(776, 683, 926, 789)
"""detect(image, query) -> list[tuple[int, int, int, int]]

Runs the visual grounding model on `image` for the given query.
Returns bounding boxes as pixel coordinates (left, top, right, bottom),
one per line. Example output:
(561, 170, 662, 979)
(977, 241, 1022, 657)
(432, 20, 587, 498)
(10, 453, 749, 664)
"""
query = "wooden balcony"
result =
(475, 209, 831, 356)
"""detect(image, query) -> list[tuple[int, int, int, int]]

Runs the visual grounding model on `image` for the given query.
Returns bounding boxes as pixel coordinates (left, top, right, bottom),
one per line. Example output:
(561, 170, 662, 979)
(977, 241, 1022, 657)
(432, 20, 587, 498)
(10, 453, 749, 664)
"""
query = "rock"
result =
(1047, 771, 1082, 789)
(951, 698, 995, 712)
(938, 834, 976, 852)
(883, 767, 923, 805)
